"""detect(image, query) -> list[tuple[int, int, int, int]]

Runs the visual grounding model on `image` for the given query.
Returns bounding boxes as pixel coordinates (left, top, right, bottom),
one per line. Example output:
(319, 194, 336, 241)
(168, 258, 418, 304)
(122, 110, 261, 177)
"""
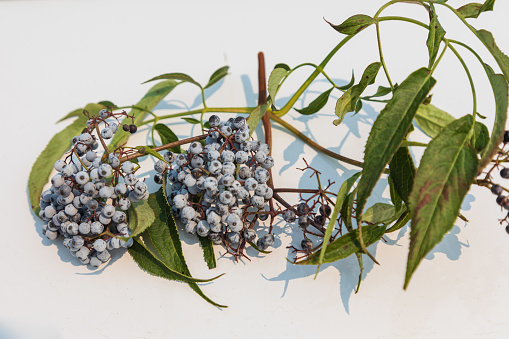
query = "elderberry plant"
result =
(28, 0, 509, 307)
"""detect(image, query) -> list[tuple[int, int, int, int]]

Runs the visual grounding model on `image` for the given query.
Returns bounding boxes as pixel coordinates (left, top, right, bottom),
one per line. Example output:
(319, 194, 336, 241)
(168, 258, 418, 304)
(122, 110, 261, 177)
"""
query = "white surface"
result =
(1, 0, 509, 338)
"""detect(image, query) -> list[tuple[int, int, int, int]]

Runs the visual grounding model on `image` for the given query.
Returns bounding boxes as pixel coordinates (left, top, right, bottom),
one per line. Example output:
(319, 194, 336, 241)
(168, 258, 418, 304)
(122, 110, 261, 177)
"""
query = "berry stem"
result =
(94, 121, 111, 156)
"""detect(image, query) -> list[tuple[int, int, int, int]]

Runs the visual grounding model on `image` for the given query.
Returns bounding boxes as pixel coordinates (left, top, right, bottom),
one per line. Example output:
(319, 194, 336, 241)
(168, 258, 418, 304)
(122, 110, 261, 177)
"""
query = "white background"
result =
(1, 0, 509, 338)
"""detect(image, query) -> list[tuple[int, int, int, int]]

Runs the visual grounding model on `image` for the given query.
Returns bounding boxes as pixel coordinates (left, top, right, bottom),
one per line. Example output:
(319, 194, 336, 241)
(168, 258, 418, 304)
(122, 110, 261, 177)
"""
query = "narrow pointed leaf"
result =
(476, 30, 509, 81)
(337, 71, 355, 90)
(414, 104, 454, 138)
(297, 225, 386, 265)
(317, 172, 361, 271)
(146, 185, 224, 306)
(295, 88, 333, 115)
(362, 203, 395, 224)
(109, 80, 178, 150)
(334, 62, 382, 125)
(479, 66, 508, 170)
(205, 66, 229, 89)
(357, 68, 436, 223)
(154, 124, 180, 153)
(126, 200, 156, 238)
(457, 0, 495, 18)
(28, 103, 105, 214)
(426, 8, 446, 68)
(143, 72, 201, 88)
(198, 237, 217, 269)
(57, 108, 83, 123)
(405, 115, 478, 289)
(389, 147, 416, 204)
(327, 14, 376, 35)
(135, 146, 168, 164)
(389, 175, 403, 212)
(386, 210, 411, 233)
(268, 67, 288, 103)
(128, 238, 219, 284)
(363, 85, 392, 99)
(246, 104, 268, 136)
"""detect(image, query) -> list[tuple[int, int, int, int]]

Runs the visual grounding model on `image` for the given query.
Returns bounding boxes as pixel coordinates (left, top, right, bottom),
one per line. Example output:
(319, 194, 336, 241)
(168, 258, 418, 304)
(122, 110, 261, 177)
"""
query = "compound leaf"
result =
(405, 115, 478, 289)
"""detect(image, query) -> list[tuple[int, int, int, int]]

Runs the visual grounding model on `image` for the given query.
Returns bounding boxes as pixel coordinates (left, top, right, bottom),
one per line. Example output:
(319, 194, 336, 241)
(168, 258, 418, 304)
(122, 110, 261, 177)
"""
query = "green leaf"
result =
(295, 88, 333, 115)
(274, 63, 291, 71)
(426, 7, 446, 68)
(198, 237, 217, 269)
(317, 172, 361, 273)
(327, 14, 376, 35)
(249, 241, 272, 254)
(205, 66, 229, 89)
(246, 104, 268, 136)
(109, 80, 179, 151)
(476, 30, 509, 81)
(337, 71, 355, 90)
(386, 210, 410, 233)
(357, 68, 436, 223)
(154, 124, 180, 153)
(389, 175, 403, 212)
(342, 190, 356, 232)
(57, 108, 83, 123)
(363, 85, 392, 99)
(135, 146, 168, 164)
(28, 103, 104, 214)
(479, 66, 508, 170)
(405, 115, 478, 289)
(473, 121, 489, 153)
(414, 104, 454, 138)
(181, 117, 201, 124)
(389, 147, 416, 204)
(297, 225, 386, 265)
(268, 67, 288, 104)
(128, 238, 219, 284)
(97, 100, 115, 108)
(362, 203, 395, 224)
(457, 1, 495, 18)
(146, 185, 225, 307)
(143, 72, 202, 88)
(333, 62, 381, 125)
(127, 200, 156, 238)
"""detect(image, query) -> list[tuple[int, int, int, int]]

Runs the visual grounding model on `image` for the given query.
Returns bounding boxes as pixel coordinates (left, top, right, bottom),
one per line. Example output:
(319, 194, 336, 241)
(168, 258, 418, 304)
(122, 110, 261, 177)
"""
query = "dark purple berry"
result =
(298, 215, 310, 228)
(154, 173, 163, 185)
(122, 124, 130, 132)
(506, 225, 509, 234)
(497, 195, 506, 206)
(319, 205, 332, 217)
(297, 203, 310, 215)
(258, 213, 269, 221)
(314, 215, 325, 227)
(301, 239, 313, 251)
(504, 131, 509, 144)
(491, 184, 504, 196)
(129, 124, 137, 133)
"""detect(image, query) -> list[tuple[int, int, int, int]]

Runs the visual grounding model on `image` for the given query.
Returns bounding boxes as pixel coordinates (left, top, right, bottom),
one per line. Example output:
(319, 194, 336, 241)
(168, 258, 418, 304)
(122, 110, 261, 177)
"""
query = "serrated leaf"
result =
(479, 66, 508, 170)
(128, 238, 219, 285)
(386, 210, 410, 233)
(198, 237, 217, 269)
(246, 104, 268, 136)
(297, 225, 386, 265)
(317, 172, 361, 272)
(426, 7, 446, 68)
(143, 72, 201, 88)
(127, 200, 156, 238)
(295, 88, 333, 115)
(268, 67, 288, 104)
(28, 103, 104, 214)
(357, 68, 436, 223)
(333, 62, 381, 125)
(414, 104, 455, 138)
(154, 124, 180, 153)
(389, 147, 416, 204)
(146, 184, 224, 307)
(181, 117, 200, 124)
(109, 80, 178, 151)
(327, 14, 376, 35)
(476, 30, 509, 81)
(205, 65, 228, 89)
(362, 203, 395, 224)
(405, 115, 478, 289)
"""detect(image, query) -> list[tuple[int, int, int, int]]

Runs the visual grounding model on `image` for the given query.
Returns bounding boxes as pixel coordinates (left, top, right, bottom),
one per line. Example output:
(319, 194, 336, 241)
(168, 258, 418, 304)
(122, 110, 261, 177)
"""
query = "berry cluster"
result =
(157, 115, 276, 256)
(38, 108, 146, 268)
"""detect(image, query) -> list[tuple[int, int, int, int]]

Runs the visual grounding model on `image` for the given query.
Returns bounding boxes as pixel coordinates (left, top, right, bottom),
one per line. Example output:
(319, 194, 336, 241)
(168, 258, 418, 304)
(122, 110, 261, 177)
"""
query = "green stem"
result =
(378, 16, 429, 29)
(275, 34, 356, 117)
(375, 21, 395, 90)
(200, 88, 208, 131)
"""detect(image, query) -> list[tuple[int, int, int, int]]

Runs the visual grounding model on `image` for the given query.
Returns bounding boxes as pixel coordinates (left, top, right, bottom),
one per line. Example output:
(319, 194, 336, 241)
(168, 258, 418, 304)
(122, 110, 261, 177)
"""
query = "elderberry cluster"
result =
(156, 115, 276, 254)
(38, 109, 145, 268)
